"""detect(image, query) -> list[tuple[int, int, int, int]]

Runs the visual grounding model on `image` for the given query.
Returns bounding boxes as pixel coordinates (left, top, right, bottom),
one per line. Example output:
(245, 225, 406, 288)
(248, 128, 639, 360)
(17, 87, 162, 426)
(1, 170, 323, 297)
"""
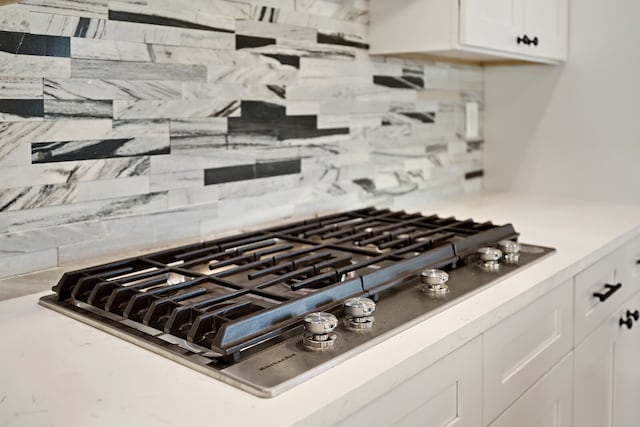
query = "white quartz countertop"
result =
(2, 192, 640, 427)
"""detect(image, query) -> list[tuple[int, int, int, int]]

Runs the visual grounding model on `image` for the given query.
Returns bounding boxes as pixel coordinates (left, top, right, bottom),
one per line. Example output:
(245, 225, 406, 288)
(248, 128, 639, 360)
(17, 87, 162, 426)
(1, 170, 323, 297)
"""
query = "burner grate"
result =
(50, 207, 518, 361)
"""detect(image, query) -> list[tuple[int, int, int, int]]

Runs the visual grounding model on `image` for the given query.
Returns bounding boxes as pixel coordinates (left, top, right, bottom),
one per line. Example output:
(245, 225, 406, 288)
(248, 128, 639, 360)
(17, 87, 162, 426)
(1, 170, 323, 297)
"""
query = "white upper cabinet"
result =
(460, 0, 523, 55)
(370, 0, 568, 64)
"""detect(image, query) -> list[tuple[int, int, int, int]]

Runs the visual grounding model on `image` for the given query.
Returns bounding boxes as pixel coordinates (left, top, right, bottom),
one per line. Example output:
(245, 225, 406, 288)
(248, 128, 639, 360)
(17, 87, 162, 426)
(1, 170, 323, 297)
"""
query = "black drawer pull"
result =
(593, 283, 622, 302)
(620, 316, 633, 329)
(620, 310, 638, 330)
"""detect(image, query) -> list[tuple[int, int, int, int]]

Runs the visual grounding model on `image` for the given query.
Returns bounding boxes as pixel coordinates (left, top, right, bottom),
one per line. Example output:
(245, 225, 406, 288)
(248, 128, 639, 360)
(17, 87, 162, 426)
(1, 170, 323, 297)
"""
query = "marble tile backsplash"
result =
(0, 0, 484, 279)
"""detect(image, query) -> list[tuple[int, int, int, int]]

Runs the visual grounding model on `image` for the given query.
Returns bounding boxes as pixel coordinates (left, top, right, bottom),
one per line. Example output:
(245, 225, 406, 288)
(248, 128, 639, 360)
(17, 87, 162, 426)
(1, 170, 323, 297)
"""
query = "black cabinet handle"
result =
(593, 283, 623, 302)
(516, 35, 539, 46)
(619, 310, 639, 329)
(620, 316, 633, 329)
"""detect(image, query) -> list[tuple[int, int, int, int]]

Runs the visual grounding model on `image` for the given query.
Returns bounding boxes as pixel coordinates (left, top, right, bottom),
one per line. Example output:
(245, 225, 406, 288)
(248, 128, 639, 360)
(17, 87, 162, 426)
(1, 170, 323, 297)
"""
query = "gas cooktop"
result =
(39, 207, 554, 397)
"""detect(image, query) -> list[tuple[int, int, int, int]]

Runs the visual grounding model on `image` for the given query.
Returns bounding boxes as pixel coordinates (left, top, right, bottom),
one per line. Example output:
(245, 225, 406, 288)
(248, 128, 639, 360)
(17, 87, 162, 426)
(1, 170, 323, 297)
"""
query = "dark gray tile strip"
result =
(374, 75, 424, 89)
(204, 159, 301, 185)
(465, 170, 484, 180)
(399, 112, 435, 123)
(108, 10, 234, 33)
(0, 31, 70, 57)
(32, 138, 170, 163)
(236, 34, 276, 49)
(0, 99, 45, 119)
(262, 54, 300, 68)
(228, 101, 349, 141)
(317, 32, 369, 50)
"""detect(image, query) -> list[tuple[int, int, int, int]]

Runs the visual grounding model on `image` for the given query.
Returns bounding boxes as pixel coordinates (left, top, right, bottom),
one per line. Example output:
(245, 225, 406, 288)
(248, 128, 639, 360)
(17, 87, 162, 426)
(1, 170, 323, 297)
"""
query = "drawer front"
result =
(618, 236, 640, 293)
(334, 336, 482, 427)
(489, 352, 573, 427)
(574, 241, 639, 344)
(483, 279, 573, 425)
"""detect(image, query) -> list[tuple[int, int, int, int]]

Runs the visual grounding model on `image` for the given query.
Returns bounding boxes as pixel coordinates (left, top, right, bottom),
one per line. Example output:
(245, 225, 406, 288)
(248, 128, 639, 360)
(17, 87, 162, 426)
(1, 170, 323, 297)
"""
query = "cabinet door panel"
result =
(334, 336, 482, 427)
(483, 280, 572, 424)
(488, 352, 573, 427)
(613, 292, 640, 427)
(522, 0, 567, 59)
(618, 236, 640, 292)
(574, 311, 616, 427)
(460, 0, 523, 54)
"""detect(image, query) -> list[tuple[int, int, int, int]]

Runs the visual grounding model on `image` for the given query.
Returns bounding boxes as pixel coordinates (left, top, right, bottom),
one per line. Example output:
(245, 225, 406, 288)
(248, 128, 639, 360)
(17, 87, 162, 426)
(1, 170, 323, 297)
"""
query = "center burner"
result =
(39, 207, 554, 397)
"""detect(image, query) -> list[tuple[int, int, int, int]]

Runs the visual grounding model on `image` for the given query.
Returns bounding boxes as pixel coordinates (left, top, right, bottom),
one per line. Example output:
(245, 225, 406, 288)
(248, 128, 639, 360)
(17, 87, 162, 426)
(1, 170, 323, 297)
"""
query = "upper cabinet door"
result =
(460, 0, 523, 55)
(521, 0, 568, 60)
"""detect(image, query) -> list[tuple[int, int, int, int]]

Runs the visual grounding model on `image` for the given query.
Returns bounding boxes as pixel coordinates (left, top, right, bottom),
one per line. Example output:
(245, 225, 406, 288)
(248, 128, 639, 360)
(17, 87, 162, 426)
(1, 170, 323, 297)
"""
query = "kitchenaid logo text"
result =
(258, 353, 296, 371)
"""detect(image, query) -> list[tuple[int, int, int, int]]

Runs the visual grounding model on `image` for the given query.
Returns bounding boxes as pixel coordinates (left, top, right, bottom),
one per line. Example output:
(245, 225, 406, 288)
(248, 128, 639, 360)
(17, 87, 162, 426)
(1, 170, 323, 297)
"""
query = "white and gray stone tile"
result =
(0, 52, 70, 78)
(19, 0, 108, 19)
(169, 117, 227, 137)
(44, 78, 182, 100)
(0, 221, 99, 255)
(149, 170, 203, 192)
(0, 5, 30, 33)
(71, 58, 207, 81)
(113, 99, 240, 119)
(29, 12, 107, 37)
(0, 248, 58, 280)
(295, 0, 368, 25)
(0, 77, 43, 99)
(70, 38, 151, 61)
(8, 191, 167, 232)
(145, 0, 251, 19)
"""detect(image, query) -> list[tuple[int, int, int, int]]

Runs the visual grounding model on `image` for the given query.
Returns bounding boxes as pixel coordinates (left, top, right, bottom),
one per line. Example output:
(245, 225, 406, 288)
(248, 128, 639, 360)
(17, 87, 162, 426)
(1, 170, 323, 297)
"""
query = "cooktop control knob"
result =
(303, 312, 338, 351)
(344, 297, 376, 330)
(498, 240, 521, 265)
(420, 269, 450, 295)
(477, 247, 502, 271)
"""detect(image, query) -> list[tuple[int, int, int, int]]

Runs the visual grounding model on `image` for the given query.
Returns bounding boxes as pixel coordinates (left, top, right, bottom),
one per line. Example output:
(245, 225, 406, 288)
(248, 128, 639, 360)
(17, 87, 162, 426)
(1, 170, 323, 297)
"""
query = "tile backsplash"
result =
(0, 0, 484, 279)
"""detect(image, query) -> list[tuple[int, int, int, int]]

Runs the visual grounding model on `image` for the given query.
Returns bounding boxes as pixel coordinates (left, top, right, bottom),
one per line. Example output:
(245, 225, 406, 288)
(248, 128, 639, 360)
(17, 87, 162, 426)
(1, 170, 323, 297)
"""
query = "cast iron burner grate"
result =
(45, 207, 520, 363)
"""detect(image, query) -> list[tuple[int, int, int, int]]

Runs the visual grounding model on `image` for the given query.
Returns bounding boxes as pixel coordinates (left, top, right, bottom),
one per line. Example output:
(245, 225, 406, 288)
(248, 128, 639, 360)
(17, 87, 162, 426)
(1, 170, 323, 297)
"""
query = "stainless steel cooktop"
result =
(39, 207, 554, 397)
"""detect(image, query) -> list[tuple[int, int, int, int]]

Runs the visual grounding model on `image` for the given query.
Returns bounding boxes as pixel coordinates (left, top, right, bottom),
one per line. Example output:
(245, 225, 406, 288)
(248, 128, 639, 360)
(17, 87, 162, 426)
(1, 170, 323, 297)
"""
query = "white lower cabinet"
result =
(488, 352, 573, 427)
(483, 279, 573, 425)
(334, 336, 482, 427)
(574, 291, 640, 427)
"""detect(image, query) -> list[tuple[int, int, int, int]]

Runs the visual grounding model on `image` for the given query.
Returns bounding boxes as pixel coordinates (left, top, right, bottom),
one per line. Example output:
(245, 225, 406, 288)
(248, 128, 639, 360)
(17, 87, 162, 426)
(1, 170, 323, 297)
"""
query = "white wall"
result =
(484, 0, 640, 204)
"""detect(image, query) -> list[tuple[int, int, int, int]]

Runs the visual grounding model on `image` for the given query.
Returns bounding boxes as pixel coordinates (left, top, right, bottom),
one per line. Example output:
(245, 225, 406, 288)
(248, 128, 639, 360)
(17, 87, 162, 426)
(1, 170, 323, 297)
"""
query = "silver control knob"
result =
(477, 247, 503, 261)
(498, 240, 521, 265)
(344, 297, 376, 330)
(344, 297, 376, 317)
(303, 312, 337, 335)
(420, 269, 450, 295)
(477, 247, 502, 271)
(302, 312, 338, 351)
